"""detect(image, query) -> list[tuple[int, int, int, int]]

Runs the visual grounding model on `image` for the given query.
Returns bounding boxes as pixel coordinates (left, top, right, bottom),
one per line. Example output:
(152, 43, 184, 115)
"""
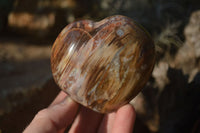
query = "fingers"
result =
(111, 104, 136, 133)
(24, 90, 136, 133)
(69, 106, 104, 133)
(98, 111, 116, 133)
(24, 96, 79, 133)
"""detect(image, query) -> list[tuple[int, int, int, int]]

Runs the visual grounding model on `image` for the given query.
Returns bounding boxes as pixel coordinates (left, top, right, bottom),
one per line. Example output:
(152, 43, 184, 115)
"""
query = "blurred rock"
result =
(184, 10, 200, 57)
(7, 0, 76, 37)
(0, 42, 51, 62)
(0, 41, 52, 115)
(131, 93, 157, 133)
(132, 10, 200, 130)
(0, 0, 14, 31)
(174, 10, 200, 81)
(6, 0, 101, 38)
(131, 93, 146, 115)
(152, 62, 169, 89)
(131, 79, 160, 133)
(158, 69, 200, 133)
(134, 117, 151, 133)
(8, 12, 55, 35)
(0, 78, 60, 133)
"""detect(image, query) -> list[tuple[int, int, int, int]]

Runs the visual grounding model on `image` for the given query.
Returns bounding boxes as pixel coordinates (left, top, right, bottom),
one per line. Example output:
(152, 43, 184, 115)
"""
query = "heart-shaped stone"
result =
(51, 15, 155, 113)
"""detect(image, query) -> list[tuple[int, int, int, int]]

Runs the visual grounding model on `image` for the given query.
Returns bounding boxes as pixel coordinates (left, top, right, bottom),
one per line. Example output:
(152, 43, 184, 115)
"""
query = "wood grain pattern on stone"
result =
(51, 15, 155, 113)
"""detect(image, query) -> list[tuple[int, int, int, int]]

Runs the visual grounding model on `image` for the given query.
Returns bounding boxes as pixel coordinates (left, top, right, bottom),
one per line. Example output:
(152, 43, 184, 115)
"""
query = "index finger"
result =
(24, 96, 79, 133)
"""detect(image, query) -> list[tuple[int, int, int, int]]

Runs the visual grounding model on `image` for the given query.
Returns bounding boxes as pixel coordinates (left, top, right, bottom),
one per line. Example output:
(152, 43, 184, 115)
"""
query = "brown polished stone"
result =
(51, 15, 155, 113)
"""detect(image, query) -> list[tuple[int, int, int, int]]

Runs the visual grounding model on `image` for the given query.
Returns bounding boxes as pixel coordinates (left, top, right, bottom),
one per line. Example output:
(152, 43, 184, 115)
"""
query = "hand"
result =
(24, 91, 136, 133)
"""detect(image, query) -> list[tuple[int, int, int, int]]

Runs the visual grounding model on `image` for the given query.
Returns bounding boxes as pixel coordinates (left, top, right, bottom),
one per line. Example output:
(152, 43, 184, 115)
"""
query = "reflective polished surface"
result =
(51, 15, 155, 113)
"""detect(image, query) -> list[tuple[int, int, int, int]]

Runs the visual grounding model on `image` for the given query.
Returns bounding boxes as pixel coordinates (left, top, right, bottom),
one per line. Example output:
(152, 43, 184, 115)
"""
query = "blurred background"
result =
(0, 0, 200, 132)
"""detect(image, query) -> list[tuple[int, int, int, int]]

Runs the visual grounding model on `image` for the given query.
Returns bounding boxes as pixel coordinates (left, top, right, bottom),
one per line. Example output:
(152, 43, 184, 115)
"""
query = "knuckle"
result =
(35, 108, 49, 119)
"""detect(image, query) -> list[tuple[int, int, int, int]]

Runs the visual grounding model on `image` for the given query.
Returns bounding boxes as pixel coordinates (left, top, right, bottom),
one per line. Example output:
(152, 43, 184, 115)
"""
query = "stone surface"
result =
(51, 15, 155, 113)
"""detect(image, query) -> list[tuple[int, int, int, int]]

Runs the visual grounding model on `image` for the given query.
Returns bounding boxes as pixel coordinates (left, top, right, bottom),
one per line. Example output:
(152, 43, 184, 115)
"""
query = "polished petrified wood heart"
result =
(51, 15, 155, 113)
